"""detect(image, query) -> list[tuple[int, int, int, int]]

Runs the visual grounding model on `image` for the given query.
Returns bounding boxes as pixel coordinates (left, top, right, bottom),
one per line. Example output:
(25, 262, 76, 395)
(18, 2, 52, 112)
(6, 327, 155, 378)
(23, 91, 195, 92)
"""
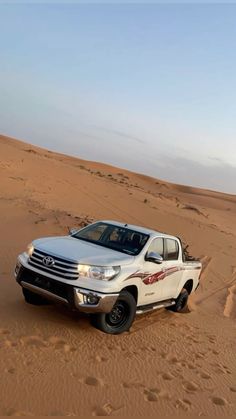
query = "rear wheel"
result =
(22, 288, 50, 305)
(167, 288, 189, 312)
(91, 291, 136, 334)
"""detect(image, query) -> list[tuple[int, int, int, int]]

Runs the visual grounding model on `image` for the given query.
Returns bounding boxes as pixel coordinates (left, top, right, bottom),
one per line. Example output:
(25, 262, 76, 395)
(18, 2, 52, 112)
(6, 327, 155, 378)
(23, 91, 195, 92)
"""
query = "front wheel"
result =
(91, 291, 136, 334)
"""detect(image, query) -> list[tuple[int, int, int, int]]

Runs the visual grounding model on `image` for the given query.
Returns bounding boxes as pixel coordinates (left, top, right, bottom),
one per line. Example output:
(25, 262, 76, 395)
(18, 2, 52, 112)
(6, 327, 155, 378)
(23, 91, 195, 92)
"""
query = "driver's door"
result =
(138, 237, 167, 306)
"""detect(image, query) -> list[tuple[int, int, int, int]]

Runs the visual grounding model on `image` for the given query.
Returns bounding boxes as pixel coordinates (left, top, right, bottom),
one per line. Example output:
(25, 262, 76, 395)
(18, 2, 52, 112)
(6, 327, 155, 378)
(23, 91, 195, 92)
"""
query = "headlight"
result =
(78, 264, 120, 281)
(26, 243, 34, 257)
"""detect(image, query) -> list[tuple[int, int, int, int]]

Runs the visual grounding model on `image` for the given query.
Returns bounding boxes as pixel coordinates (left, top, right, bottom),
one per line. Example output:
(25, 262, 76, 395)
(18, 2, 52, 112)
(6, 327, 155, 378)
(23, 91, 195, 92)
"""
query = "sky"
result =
(0, 1, 236, 194)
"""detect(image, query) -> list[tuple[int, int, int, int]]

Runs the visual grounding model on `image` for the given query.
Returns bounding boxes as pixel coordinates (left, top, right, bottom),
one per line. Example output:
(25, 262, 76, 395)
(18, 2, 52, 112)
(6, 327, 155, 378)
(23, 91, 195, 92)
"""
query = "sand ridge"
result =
(0, 134, 235, 416)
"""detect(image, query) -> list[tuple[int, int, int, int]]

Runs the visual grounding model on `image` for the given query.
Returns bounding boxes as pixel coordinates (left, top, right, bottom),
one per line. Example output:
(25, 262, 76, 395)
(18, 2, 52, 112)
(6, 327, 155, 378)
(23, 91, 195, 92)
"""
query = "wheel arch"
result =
(183, 279, 193, 295)
(121, 285, 138, 303)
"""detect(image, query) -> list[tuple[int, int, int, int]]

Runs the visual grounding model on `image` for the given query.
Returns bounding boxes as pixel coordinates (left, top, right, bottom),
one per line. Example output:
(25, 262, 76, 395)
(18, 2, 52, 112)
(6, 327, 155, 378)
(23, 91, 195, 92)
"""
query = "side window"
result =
(166, 239, 179, 260)
(148, 238, 164, 257)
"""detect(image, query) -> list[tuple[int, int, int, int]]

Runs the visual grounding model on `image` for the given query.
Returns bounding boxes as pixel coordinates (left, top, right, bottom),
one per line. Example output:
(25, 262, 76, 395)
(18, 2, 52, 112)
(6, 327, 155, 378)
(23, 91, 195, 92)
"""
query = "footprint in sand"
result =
(200, 371, 211, 380)
(212, 349, 220, 355)
(194, 352, 205, 360)
(160, 352, 168, 359)
(20, 335, 47, 348)
(175, 398, 192, 411)
(168, 355, 179, 364)
(186, 362, 196, 370)
(48, 336, 76, 353)
(162, 372, 175, 381)
(143, 388, 169, 402)
(23, 360, 32, 367)
(182, 381, 199, 393)
(5, 368, 16, 375)
(174, 369, 184, 379)
(208, 336, 217, 344)
(143, 388, 160, 402)
(211, 396, 228, 406)
(92, 403, 122, 416)
(90, 354, 108, 363)
(74, 376, 104, 387)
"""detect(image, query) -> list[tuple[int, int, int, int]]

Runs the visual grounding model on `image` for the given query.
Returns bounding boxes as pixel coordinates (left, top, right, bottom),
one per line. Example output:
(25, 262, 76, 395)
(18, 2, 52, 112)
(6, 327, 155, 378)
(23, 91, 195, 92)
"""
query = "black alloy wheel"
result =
(91, 290, 136, 334)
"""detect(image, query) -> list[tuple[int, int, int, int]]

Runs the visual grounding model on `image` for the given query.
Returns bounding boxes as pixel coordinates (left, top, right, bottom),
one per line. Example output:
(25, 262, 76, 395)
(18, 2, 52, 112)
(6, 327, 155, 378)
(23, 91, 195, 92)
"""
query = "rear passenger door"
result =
(161, 238, 182, 300)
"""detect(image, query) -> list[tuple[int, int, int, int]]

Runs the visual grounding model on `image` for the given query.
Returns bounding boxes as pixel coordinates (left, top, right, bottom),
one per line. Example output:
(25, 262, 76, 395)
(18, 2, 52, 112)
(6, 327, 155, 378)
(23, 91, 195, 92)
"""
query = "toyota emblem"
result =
(42, 256, 55, 267)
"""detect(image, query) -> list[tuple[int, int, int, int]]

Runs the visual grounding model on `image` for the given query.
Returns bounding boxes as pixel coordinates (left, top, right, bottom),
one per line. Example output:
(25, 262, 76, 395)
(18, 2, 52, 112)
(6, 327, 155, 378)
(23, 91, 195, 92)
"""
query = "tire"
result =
(22, 288, 50, 305)
(167, 288, 189, 312)
(91, 291, 136, 334)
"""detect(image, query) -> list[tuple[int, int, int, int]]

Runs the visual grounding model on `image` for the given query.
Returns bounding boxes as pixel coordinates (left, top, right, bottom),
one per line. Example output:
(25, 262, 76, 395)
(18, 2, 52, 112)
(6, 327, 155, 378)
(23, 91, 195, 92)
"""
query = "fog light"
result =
(86, 294, 99, 305)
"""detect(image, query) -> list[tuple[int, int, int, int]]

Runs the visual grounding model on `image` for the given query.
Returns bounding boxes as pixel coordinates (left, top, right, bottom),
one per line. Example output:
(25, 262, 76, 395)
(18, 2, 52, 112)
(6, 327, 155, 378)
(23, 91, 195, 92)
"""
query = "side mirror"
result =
(69, 227, 78, 236)
(145, 251, 163, 264)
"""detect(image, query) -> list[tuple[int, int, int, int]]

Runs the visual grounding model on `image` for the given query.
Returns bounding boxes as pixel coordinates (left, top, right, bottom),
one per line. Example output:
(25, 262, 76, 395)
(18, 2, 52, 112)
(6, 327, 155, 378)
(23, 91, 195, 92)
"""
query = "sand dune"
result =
(0, 134, 235, 416)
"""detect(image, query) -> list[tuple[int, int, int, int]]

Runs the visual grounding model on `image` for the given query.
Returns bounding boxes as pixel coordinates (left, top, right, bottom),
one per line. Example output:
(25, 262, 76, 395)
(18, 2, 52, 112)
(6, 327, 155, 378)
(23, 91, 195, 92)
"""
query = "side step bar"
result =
(136, 299, 175, 315)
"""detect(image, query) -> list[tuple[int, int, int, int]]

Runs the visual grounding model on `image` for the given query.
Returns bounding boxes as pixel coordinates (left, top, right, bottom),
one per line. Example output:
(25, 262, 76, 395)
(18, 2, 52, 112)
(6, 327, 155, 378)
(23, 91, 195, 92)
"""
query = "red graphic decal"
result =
(126, 265, 200, 284)
(143, 266, 179, 285)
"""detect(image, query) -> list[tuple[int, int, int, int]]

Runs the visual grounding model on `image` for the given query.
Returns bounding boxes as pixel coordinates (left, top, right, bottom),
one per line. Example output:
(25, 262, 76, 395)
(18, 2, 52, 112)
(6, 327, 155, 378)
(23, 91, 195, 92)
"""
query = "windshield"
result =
(72, 222, 149, 256)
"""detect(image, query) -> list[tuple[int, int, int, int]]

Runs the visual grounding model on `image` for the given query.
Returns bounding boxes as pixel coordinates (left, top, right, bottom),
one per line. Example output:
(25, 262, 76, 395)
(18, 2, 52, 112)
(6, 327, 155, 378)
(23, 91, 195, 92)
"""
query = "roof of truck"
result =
(101, 220, 178, 240)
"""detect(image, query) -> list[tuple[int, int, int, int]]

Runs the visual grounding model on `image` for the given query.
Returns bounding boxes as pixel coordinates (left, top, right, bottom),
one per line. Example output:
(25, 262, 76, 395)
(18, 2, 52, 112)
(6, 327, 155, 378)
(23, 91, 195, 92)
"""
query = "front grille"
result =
(28, 248, 79, 280)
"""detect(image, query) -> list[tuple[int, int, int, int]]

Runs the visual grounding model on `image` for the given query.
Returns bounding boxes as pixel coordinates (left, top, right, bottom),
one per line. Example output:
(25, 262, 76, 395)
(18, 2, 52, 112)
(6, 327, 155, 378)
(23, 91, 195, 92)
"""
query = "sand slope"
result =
(0, 134, 235, 416)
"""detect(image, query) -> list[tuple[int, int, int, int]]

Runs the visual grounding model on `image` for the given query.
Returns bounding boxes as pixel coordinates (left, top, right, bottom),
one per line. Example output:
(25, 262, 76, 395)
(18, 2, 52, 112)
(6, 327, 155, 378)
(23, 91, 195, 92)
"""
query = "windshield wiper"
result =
(122, 249, 135, 255)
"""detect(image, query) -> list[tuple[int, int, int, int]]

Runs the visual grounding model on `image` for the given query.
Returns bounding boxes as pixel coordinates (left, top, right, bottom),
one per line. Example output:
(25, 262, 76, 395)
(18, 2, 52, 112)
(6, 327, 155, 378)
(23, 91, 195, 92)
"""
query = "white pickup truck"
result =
(15, 220, 201, 334)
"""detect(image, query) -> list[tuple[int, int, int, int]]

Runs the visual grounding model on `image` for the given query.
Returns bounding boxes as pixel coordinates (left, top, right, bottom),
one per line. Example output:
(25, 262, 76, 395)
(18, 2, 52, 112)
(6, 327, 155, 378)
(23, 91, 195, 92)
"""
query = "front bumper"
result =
(15, 261, 119, 314)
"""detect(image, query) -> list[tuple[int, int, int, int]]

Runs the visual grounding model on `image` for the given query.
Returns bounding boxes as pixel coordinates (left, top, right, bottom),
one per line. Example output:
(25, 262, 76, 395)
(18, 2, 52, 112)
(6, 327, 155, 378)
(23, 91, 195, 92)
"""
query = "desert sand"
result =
(0, 133, 235, 416)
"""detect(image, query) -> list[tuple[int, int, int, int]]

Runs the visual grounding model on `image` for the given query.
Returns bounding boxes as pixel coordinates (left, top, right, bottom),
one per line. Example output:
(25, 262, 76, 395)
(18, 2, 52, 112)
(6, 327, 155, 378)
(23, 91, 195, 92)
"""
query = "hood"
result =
(33, 236, 135, 266)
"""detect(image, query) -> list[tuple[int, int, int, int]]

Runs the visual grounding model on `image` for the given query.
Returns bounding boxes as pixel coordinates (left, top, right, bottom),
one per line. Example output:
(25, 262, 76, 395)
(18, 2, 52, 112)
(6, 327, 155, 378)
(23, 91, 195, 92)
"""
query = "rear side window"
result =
(165, 239, 179, 260)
